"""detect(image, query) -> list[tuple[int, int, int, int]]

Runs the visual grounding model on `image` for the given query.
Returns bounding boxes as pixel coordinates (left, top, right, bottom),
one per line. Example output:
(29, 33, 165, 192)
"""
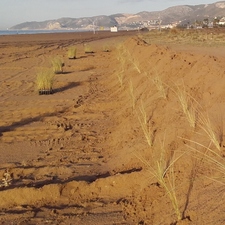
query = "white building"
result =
(110, 26, 118, 32)
(219, 17, 225, 25)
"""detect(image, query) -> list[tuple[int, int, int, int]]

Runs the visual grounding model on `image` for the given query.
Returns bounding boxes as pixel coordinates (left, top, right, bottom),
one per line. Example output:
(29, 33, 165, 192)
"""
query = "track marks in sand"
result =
(0, 44, 64, 101)
(0, 35, 136, 224)
(0, 94, 107, 187)
(0, 202, 127, 225)
(0, 114, 73, 143)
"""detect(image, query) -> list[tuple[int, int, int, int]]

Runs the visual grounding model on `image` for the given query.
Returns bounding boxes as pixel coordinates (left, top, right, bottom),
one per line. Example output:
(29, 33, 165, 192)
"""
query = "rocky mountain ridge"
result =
(10, 1, 225, 30)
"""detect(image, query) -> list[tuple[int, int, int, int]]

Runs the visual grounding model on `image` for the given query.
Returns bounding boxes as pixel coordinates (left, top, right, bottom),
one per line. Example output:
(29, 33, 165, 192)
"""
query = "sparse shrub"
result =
(51, 57, 64, 74)
(36, 68, 55, 95)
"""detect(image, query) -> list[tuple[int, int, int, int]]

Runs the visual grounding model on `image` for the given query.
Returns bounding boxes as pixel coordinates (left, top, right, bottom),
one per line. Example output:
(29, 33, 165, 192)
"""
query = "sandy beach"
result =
(0, 29, 225, 224)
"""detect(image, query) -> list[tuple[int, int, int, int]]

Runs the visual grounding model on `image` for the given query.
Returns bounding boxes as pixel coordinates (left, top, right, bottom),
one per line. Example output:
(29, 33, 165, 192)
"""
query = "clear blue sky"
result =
(0, 0, 218, 29)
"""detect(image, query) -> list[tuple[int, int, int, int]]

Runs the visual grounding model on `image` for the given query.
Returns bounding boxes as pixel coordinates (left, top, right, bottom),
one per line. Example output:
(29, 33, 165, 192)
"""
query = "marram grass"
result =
(173, 84, 197, 128)
(152, 74, 167, 99)
(137, 101, 154, 147)
(84, 44, 94, 53)
(134, 142, 184, 222)
(51, 57, 64, 74)
(102, 44, 110, 52)
(36, 68, 55, 94)
(68, 46, 77, 59)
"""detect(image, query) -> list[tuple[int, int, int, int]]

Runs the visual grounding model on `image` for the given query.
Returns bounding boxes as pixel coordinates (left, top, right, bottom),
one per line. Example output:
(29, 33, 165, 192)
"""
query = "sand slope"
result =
(0, 30, 225, 224)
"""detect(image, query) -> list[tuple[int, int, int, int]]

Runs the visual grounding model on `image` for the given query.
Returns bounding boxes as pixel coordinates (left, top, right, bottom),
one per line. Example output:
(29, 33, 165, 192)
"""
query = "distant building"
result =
(208, 21, 214, 28)
(110, 26, 118, 32)
(219, 17, 225, 25)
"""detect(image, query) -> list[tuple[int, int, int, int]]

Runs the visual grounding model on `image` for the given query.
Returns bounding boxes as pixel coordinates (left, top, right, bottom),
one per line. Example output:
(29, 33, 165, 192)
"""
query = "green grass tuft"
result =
(36, 68, 55, 94)
(68, 46, 77, 59)
(51, 57, 64, 74)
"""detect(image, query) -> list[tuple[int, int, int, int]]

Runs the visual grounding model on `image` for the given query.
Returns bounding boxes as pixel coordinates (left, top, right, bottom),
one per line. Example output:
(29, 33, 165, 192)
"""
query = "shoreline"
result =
(0, 30, 138, 44)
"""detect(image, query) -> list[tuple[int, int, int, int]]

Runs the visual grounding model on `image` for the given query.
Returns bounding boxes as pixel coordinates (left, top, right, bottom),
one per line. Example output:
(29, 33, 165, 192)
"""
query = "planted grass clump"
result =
(174, 84, 197, 128)
(51, 57, 64, 74)
(84, 44, 94, 54)
(116, 44, 128, 87)
(137, 101, 155, 147)
(102, 44, 111, 52)
(173, 82, 221, 150)
(152, 74, 168, 99)
(36, 69, 55, 95)
(198, 112, 222, 151)
(116, 70, 124, 87)
(129, 80, 136, 110)
(135, 137, 184, 222)
(67, 46, 77, 59)
(184, 138, 225, 184)
(127, 50, 141, 74)
(174, 82, 221, 150)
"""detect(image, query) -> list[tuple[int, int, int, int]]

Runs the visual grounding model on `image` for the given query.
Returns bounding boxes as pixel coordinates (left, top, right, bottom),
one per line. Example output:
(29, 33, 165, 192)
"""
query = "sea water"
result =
(0, 29, 83, 36)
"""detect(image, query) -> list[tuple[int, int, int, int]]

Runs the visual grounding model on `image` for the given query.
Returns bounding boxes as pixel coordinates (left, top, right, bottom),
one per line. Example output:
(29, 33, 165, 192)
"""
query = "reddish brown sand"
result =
(0, 30, 225, 225)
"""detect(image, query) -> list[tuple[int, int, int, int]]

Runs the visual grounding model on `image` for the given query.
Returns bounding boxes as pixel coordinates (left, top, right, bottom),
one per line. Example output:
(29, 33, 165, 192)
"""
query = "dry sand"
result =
(0, 29, 225, 224)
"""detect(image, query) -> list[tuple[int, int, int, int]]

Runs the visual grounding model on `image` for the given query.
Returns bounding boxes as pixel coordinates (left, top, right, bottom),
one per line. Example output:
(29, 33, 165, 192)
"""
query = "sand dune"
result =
(0, 29, 225, 224)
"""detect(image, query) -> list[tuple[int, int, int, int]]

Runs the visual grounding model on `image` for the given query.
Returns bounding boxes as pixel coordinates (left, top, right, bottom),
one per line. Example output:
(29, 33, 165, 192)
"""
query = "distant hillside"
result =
(10, 1, 225, 30)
